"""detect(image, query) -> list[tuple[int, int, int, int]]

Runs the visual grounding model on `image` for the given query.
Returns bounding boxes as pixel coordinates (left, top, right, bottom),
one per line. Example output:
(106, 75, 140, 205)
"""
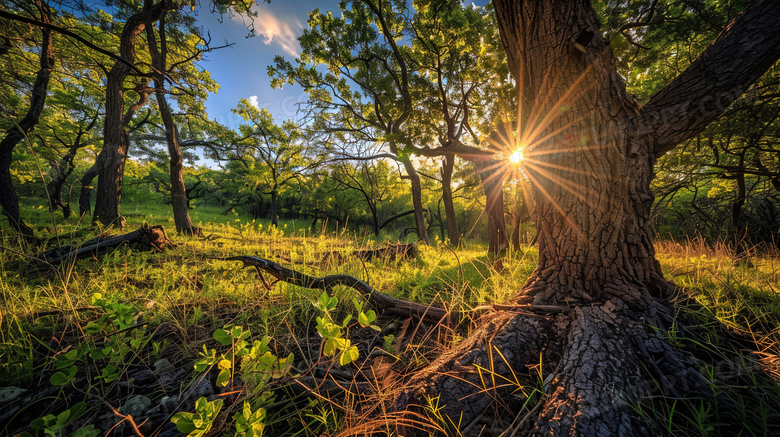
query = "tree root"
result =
(212, 257, 778, 436)
(387, 297, 772, 437)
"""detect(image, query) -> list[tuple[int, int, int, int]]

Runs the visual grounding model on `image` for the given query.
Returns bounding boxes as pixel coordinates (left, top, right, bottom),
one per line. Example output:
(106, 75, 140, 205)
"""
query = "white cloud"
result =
(249, 95, 260, 108)
(248, 6, 304, 57)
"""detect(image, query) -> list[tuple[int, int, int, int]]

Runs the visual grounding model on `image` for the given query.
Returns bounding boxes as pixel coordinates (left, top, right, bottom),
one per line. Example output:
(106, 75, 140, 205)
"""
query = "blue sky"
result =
(195, 1, 340, 131)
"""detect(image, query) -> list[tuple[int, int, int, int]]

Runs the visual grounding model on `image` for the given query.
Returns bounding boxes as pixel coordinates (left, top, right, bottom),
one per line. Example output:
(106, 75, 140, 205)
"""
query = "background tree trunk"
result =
(78, 160, 99, 218)
(729, 152, 748, 262)
(145, 2, 197, 235)
(441, 155, 459, 245)
(0, 0, 53, 236)
(399, 156, 430, 245)
(93, 4, 161, 228)
(473, 158, 509, 256)
(270, 190, 279, 227)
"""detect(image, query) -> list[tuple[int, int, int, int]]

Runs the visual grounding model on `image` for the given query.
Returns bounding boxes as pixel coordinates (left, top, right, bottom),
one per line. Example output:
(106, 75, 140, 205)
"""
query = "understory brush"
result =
(0, 216, 778, 436)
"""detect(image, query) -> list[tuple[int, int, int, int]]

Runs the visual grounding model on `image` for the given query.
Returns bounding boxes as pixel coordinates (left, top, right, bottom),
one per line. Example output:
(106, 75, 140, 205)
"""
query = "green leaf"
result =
(353, 298, 364, 313)
(171, 412, 197, 434)
(70, 425, 102, 437)
(339, 342, 359, 366)
(358, 309, 376, 327)
(317, 291, 337, 311)
(98, 365, 119, 383)
(30, 415, 55, 430)
(56, 409, 71, 428)
(322, 337, 339, 356)
(216, 368, 232, 387)
(213, 328, 232, 346)
(50, 365, 77, 386)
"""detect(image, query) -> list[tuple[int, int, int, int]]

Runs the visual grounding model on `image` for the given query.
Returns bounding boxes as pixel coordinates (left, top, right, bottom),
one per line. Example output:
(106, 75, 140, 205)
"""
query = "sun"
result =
(509, 148, 524, 164)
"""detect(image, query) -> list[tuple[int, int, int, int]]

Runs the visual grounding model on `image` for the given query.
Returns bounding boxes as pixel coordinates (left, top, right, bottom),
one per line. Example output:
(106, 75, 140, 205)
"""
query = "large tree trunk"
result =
(144, 2, 197, 235)
(441, 155, 459, 246)
(391, 1, 780, 435)
(93, 4, 161, 228)
(0, 0, 53, 236)
(81, 81, 150, 219)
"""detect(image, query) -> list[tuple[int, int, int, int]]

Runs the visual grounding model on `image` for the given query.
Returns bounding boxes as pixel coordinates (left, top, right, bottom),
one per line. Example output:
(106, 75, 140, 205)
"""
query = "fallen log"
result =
(33, 225, 175, 266)
(354, 242, 417, 262)
(220, 255, 450, 322)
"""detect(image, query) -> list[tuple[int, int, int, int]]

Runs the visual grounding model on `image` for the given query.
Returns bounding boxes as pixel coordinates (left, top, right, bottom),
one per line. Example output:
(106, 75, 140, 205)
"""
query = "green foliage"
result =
(234, 401, 266, 437)
(28, 402, 98, 437)
(312, 291, 382, 366)
(193, 325, 293, 392)
(171, 397, 224, 437)
(3, 206, 779, 435)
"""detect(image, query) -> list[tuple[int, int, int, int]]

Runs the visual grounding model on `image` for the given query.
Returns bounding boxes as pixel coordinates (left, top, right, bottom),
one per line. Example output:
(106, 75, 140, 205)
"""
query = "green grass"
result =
(1, 208, 779, 436)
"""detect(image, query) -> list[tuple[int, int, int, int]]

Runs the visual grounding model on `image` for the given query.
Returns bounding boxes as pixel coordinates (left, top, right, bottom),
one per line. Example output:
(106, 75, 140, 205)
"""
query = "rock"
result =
(0, 386, 26, 403)
(129, 369, 156, 386)
(154, 358, 175, 374)
(186, 377, 213, 400)
(120, 395, 151, 417)
(160, 395, 180, 413)
(157, 421, 183, 437)
(159, 369, 186, 388)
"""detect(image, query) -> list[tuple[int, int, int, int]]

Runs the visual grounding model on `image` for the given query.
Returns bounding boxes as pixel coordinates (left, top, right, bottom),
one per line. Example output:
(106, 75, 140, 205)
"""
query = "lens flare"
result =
(510, 149, 524, 163)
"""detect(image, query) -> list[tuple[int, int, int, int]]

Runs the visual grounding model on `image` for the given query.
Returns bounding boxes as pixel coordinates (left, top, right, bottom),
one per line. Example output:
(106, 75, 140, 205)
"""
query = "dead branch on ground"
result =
(219, 255, 449, 322)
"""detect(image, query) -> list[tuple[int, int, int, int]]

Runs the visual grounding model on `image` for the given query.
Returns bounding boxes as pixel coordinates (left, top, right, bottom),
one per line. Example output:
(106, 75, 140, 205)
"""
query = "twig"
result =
(106, 402, 148, 437)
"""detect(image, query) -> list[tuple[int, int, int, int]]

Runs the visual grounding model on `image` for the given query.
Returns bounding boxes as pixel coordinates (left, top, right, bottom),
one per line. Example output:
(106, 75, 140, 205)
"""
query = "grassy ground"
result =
(0, 206, 779, 436)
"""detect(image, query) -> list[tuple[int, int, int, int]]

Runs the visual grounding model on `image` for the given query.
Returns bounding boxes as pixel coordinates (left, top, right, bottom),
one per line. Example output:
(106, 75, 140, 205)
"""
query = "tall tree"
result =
(233, 99, 318, 227)
(144, 0, 198, 235)
(93, 2, 162, 228)
(392, 1, 780, 435)
(271, 0, 433, 244)
(89, 0, 253, 228)
(272, 0, 516, 249)
(0, 0, 54, 236)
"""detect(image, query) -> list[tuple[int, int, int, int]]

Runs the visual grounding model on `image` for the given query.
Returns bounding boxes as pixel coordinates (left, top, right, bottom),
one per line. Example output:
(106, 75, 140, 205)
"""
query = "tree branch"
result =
(640, 0, 780, 157)
(0, 8, 146, 76)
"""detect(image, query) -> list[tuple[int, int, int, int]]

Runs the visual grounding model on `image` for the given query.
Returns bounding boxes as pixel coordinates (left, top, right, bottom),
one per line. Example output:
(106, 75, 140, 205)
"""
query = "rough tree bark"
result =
(144, 0, 198, 235)
(0, 0, 53, 236)
(391, 1, 780, 435)
(93, 3, 162, 228)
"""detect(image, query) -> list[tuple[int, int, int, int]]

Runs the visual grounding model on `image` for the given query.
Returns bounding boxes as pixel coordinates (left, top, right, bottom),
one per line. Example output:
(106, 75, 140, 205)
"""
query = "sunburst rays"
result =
(476, 54, 612, 239)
